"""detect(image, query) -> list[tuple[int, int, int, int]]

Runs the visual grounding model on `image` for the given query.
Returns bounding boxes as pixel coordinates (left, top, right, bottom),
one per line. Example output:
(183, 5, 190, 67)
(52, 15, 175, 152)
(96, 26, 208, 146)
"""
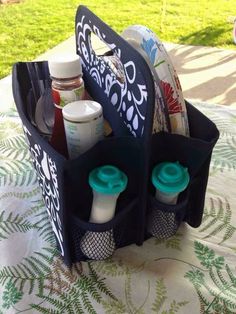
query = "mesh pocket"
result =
(147, 194, 189, 239)
(80, 230, 115, 260)
(69, 219, 116, 262)
(69, 198, 138, 262)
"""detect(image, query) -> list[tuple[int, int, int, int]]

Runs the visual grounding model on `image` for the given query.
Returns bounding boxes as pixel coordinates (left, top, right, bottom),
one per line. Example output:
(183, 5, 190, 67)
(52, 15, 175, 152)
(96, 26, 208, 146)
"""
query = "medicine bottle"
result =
(62, 100, 104, 159)
(48, 54, 84, 157)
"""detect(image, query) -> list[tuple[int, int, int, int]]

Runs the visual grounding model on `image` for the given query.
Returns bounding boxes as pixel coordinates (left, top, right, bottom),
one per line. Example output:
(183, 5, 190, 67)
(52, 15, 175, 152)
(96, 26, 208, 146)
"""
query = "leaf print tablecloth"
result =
(0, 102, 236, 314)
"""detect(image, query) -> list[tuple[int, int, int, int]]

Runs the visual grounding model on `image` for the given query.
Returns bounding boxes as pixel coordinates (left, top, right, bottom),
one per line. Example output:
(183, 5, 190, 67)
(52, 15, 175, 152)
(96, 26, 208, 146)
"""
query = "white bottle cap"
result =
(62, 100, 103, 122)
(48, 54, 82, 79)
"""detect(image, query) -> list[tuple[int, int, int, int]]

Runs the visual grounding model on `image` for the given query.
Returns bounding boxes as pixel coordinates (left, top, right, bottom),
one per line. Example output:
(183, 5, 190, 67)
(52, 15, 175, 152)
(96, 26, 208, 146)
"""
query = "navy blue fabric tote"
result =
(12, 6, 219, 266)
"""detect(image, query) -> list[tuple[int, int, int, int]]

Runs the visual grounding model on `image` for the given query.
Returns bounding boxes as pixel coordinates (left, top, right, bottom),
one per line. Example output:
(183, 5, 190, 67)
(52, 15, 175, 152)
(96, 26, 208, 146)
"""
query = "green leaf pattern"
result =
(2, 280, 23, 309)
(0, 104, 236, 313)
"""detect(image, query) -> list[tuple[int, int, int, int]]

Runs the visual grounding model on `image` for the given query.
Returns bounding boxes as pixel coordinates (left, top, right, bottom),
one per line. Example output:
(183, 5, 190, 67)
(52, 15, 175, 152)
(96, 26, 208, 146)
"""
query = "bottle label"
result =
(64, 116, 104, 159)
(52, 83, 84, 108)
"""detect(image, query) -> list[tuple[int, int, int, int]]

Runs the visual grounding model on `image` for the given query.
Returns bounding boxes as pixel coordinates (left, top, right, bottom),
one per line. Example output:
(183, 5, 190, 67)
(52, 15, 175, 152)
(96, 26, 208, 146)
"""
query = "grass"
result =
(0, 0, 235, 79)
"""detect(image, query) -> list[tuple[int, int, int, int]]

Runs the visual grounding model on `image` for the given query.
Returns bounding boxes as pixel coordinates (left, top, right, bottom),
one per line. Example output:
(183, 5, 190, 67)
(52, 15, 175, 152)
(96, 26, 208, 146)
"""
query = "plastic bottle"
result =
(80, 165, 127, 260)
(48, 54, 84, 157)
(62, 100, 104, 159)
(88, 165, 128, 223)
(151, 161, 189, 204)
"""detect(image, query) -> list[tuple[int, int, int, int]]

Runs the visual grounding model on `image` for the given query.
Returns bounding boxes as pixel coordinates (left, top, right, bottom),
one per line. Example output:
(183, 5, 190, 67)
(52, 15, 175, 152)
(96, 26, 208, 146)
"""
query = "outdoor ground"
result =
(0, 0, 235, 79)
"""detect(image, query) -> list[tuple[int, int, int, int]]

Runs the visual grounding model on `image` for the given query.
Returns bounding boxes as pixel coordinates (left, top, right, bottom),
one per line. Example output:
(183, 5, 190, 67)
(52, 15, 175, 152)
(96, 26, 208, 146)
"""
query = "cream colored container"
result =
(152, 161, 190, 205)
(62, 100, 104, 159)
(88, 165, 128, 223)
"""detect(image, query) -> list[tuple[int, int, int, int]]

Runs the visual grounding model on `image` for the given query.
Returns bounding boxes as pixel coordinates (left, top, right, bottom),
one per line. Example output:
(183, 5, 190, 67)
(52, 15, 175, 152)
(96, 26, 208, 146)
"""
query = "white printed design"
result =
(22, 125, 64, 256)
(76, 16, 150, 137)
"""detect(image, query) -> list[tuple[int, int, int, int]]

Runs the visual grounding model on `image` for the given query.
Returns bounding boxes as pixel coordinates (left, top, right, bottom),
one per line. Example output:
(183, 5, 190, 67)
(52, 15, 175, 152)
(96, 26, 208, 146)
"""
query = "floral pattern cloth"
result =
(129, 26, 189, 136)
(0, 102, 236, 314)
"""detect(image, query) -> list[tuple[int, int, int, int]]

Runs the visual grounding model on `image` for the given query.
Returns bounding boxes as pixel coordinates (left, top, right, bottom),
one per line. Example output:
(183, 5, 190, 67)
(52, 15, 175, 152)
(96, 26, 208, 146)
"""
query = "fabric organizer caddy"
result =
(12, 5, 219, 266)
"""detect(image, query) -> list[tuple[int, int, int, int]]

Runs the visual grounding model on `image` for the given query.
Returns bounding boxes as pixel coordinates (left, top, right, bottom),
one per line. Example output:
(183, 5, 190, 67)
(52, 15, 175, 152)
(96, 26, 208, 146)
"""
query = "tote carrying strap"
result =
(75, 5, 156, 140)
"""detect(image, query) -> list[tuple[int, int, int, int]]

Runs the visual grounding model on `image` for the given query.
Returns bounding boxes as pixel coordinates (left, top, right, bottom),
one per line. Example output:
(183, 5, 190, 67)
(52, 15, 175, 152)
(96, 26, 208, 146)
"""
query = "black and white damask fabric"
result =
(76, 16, 150, 138)
(22, 125, 64, 257)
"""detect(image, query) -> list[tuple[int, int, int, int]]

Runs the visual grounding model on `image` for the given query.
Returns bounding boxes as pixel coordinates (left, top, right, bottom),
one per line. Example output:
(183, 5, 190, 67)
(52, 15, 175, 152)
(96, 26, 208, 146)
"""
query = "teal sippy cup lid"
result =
(151, 161, 189, 194)
(89, 165, 128, 195)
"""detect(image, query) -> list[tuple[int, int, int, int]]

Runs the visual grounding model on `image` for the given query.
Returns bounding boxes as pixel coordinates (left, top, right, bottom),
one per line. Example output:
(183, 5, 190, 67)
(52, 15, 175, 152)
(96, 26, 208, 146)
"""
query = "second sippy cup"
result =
(151, 161, 189, 205)
(88, 165, 128, 223)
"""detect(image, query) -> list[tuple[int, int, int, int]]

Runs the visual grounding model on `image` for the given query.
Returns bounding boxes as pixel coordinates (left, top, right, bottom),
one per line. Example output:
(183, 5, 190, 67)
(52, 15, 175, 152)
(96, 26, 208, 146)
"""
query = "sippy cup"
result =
(151, 161, 189, 204)
(88, 165, 128, 223)
(80, 165, 127, 260)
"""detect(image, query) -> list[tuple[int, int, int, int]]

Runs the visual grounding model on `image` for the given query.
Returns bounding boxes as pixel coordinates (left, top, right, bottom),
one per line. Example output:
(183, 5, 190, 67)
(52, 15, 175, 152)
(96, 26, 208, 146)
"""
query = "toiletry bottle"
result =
(48, 54, 84, 157)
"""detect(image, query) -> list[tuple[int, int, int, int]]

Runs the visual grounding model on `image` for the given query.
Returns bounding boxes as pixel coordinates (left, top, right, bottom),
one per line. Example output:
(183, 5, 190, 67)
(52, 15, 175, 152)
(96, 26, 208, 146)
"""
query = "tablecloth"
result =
(0, 101, 235, 314)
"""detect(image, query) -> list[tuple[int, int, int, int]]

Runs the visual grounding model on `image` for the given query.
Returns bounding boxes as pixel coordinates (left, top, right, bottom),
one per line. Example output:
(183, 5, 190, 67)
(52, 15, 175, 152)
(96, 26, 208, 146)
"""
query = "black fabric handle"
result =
(75, 5, 155, 140)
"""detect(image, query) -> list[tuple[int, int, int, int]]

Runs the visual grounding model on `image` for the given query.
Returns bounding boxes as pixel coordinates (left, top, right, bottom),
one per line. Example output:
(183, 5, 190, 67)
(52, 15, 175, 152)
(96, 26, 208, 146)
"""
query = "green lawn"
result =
(0, 0, 235, 79)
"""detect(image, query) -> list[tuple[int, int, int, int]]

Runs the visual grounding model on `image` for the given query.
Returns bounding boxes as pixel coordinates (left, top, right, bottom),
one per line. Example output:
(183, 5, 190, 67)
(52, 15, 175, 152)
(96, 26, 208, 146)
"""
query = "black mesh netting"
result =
(147, 208, 179, 239)
(80, 230, 115, 260)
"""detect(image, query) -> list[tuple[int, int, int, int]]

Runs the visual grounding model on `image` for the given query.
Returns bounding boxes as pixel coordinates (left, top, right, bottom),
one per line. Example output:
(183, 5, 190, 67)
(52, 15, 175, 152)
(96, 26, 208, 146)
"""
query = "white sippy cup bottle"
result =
(80, 165, 128, 260)
(88, 165, 128, 223)
(151, 161, 190, 205)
